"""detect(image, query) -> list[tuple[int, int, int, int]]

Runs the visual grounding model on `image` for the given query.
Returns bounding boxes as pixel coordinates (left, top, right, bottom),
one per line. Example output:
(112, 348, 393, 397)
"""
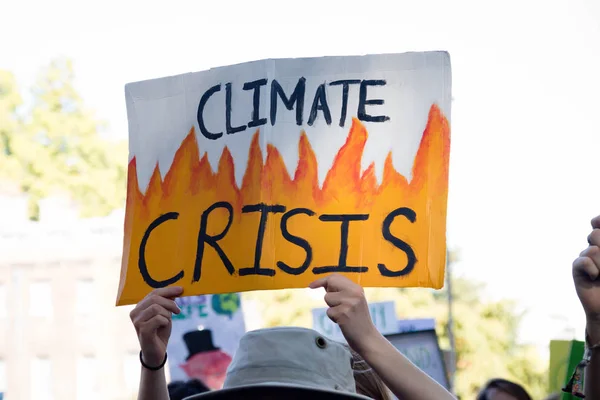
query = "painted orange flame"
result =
(117, 104, 450, 305)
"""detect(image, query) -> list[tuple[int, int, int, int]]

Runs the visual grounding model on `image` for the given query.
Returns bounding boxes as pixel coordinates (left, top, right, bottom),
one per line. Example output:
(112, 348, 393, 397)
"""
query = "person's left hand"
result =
(130, 286, 182, 367)
(309, 274, 379, 355)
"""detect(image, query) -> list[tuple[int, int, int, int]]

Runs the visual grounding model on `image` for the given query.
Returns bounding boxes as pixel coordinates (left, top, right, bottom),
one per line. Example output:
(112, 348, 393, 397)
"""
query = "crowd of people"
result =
(129, 214, 600, 399)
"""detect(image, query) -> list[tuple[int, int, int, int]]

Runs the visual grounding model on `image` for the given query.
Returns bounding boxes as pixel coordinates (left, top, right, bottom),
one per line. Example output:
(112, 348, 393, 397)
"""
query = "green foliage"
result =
(243, 277, 548, 399)
(0, 59, 127, 219)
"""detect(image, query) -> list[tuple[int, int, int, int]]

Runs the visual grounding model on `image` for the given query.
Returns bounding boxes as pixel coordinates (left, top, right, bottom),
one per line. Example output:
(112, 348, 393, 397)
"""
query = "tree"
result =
(242, 276, 547, 399)
(0, 58, 127, 220)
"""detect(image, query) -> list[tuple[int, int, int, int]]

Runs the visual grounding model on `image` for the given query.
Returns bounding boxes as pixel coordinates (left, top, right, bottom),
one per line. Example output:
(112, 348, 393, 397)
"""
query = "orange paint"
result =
(116, 104, 450, 306)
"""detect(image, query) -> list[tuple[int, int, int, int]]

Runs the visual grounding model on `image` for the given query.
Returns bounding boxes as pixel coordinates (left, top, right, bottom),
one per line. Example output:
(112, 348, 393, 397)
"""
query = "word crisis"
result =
(138, 202, 418, 288)
(197, 78, 391, 140)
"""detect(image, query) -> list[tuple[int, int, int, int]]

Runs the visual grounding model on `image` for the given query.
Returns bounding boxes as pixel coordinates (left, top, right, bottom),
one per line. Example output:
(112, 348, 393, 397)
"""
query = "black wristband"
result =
(139, 351, 168, 371)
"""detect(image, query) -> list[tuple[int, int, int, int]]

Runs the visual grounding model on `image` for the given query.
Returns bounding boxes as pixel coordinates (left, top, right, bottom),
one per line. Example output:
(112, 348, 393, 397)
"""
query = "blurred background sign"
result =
(397, 318, 436, 333)
(167, 294, 246, 390)
(548, 340, 585, 400)
(385, 329, 450, 390)
(312, 301, 397, 342)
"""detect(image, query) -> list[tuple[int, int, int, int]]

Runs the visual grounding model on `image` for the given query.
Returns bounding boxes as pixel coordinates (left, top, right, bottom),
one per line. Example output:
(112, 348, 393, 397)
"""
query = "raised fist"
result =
(573, 216, 600, 337)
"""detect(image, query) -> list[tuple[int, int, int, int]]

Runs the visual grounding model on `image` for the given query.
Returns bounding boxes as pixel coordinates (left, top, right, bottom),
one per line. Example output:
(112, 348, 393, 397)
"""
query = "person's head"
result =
(184, 327, 371, 399)
(168, 379, 210, 400)
(476, 379, 532, 400)
(346, 345, 392, 400)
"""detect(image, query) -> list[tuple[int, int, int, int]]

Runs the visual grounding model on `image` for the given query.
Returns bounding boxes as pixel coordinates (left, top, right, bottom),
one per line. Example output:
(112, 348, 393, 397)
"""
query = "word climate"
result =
(197, 77, 391, 139)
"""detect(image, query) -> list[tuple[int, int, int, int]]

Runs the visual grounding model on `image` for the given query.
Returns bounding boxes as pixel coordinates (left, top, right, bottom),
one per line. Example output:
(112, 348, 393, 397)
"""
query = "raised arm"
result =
(130, 286, 183, 400)
(310, 275, 455, 400)
(572, 215, 600, 398)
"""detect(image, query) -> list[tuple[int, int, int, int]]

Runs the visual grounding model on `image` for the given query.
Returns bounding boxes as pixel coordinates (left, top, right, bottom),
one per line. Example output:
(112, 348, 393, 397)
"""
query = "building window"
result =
(123, 352, 139, 394)
(75, 279, 95, 315)
(29, 281, 52, 318)
(30, 357, 52, 400)
(0, 284, 6, 318)
(0, 359, 6, 393)
(76, 356, 98, 400)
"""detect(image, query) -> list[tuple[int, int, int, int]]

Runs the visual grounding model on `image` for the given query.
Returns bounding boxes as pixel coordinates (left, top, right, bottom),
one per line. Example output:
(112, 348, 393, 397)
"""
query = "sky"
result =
(2, 0, 600, 349)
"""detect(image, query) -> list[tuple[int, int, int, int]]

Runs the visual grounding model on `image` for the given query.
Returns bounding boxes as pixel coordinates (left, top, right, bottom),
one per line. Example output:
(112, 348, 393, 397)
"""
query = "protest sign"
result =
(312, 301, 397, 341)
(167, 293, 246, 389)
(549, 340, 571, 394)
(116, 52, 452, 305)
(549, 340, 585, 400)
(385, 329, 449, 390)
(397, 318, 436, 333)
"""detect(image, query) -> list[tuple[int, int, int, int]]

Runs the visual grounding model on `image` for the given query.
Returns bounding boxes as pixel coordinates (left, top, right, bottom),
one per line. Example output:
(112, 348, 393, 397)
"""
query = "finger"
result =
(309, 276, 330, 290)
(592, 215, 600, 230)
(580, 246, 600, 268)
(310, 274, 351, 292)
(139, 314, 170, 335)
(588, 229, 600, 247)
(573, 256, 600, 281)
(326, 307, 341, 324)
(133, 294, 181, 317)
(150, 286, 184, 299)
(324, 292, 343, 307)
(131, 286, 182, 318)
(136, 303, 172, 325)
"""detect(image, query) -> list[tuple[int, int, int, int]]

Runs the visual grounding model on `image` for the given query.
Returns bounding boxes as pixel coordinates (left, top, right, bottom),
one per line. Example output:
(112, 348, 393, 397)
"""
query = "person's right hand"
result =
(130, 286, 183, 367)
(573, 215, 600, 334)
(309, 274, 379, 356)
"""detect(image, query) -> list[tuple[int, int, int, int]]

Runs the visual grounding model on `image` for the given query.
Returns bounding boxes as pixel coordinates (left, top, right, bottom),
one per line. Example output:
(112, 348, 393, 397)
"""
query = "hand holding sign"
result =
(310, 274, 379, 355)
(130, 286, 183, 366)
(573, 215, 600, 337)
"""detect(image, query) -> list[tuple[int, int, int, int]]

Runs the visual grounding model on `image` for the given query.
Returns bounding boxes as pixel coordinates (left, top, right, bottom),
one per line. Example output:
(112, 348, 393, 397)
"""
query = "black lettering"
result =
(270, 77, 306, 126)
(277, 208, 316, 275)
(194, 202, 235, 282)
(312, 214, 369, 274)
(308, 83, 332, 126)
(377, 207, 417, 277)
(139, 212, 184, 288)
(358, 80, 390, 123)
(197, 84, 223, 139)
(239, 203, 286, 277)
(330, 80, 361, 127)
(225, 83, 247, 135)
(243, 79, 268, 128)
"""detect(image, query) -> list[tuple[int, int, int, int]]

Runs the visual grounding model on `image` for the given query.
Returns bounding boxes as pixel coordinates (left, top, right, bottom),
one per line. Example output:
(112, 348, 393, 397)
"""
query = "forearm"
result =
(585, 323, 600, 398)
(360, 333, 455, 400)
(138, 367, 169, 400)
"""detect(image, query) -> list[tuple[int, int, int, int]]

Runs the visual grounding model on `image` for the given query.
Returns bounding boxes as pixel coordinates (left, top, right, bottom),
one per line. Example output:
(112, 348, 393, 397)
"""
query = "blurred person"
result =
(130, 276, 455, 400)
(569, 214, 600, 398)
(167, 379, 210, 400)
(475, 378, 532, 400)
(346, 345, 392, 400)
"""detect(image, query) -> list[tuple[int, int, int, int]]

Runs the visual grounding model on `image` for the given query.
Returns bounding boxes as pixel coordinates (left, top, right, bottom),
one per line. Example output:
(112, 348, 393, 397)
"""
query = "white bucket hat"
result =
(184, 327, 371, 399)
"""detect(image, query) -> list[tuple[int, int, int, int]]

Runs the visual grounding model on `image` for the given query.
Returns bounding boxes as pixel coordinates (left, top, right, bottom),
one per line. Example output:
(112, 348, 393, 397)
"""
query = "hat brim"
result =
(183, 382, 372, 400)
